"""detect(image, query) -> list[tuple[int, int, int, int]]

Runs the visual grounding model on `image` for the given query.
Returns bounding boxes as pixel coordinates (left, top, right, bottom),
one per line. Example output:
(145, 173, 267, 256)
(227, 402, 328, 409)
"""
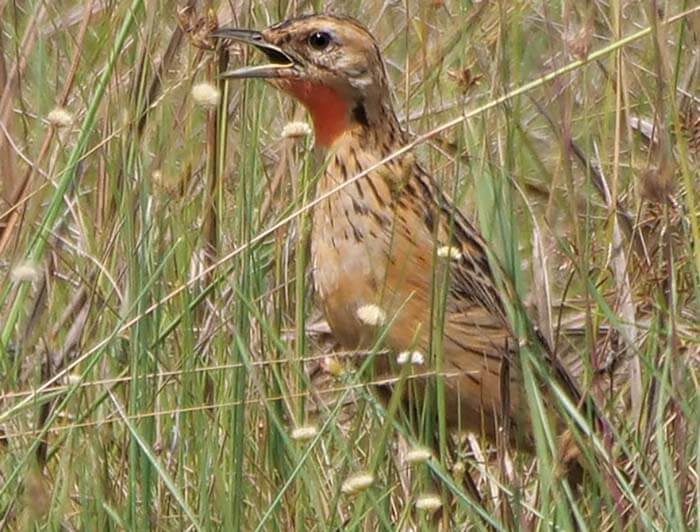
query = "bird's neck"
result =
(281, 80, 402, 149)
(316, 110, 412, 204)
(322, 99, 405, 157)
(282, 81, 351, 147)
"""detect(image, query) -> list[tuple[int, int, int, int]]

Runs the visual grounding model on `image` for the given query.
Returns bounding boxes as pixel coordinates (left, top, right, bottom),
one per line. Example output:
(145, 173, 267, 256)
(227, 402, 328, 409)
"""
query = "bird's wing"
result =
(413, 165, 587, 407)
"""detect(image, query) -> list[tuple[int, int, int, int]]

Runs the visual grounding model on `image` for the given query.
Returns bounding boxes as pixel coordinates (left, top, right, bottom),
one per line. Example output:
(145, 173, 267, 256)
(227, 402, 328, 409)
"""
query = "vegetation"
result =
(1, 1, 698, 529)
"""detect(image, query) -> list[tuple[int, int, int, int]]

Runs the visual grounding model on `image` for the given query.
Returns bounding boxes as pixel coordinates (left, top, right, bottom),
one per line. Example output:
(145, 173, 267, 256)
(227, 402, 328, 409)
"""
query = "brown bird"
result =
(212, 15, 587, 448)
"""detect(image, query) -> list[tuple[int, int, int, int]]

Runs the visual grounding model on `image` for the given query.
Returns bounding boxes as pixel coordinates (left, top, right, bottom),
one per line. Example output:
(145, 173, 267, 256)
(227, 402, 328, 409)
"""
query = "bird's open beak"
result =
(211, 28, 298, 79)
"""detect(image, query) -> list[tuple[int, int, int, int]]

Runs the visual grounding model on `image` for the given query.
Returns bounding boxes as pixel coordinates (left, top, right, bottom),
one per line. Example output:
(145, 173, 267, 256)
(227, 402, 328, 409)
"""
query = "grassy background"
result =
(1, 1, 698, 529)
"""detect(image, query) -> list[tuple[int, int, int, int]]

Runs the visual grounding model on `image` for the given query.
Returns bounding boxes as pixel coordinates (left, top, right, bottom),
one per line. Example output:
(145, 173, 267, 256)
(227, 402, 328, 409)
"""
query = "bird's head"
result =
(212, 15, 395, 147)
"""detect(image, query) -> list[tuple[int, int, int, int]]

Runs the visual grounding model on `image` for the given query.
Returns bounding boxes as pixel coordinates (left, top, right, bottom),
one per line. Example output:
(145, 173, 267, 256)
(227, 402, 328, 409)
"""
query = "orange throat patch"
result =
(280, 80, 350, 147)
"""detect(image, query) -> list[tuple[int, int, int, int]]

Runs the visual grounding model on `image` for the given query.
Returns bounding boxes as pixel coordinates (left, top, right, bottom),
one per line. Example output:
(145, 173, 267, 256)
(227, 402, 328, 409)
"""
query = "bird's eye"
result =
(308, 31, 332, 50)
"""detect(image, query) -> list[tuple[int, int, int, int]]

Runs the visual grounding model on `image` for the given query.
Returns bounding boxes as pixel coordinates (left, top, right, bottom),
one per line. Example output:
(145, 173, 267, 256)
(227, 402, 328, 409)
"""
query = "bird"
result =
(211, 14, 590, 450)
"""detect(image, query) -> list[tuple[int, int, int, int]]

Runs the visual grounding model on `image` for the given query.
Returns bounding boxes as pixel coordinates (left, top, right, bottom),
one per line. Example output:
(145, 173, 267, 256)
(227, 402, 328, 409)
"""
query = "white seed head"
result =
(11, 261, 41, 283)
(66, 374, 82, 386)
(437, 245, 461, 260)
(405, 446, 433, 465)
(191, 82, 221, 107)
(341, 472, 374, 495)
(322, 356, 344, 377)
(396, 350, 425, 366)
(281, 121, 312, 139)
(415, 493, 442, 512)
(46, 107, 73, 127)
(291, 425, 318, 441)
(356, 304, 386, 326)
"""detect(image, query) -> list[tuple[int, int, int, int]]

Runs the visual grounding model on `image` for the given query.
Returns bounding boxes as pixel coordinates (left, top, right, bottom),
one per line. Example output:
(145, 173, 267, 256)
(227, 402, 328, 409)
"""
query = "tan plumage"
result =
(213, 14, 585, 447)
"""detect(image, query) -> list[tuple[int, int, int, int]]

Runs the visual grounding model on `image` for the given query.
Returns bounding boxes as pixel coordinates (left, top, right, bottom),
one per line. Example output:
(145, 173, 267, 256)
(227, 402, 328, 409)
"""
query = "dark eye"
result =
(308, 31, 332, 50)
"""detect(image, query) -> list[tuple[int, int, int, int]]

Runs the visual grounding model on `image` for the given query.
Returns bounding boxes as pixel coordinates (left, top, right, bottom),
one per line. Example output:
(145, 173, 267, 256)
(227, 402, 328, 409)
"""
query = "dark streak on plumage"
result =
(347, 219, 363, 242)
(352, 101, 369, 127)
(354, 180, 364, 197)
(370, 209, 389, 228)
(365, 177, 386, 207)
(351, 197, 367, 215)
(335, 156, 348, 180)
(423, 208, 435, 233)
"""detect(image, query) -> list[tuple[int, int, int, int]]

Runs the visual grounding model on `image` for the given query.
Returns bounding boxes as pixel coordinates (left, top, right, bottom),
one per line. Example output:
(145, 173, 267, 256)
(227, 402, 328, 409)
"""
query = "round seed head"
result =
(11, 261, 41, 283)
(405, 446, 433, 465)
(415, 493, 442, 512)
(341, 472, 374, 495)
(291, 425, 318, 441)
(437, 245, 462, 260)
(191, 82, 221, 107)
(281, 121, 312, 139)
(47, 107, 73, 127)
(356, 304, 386, 326)
(322, 356, 344, 377)
(396, 350, 425, 366)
